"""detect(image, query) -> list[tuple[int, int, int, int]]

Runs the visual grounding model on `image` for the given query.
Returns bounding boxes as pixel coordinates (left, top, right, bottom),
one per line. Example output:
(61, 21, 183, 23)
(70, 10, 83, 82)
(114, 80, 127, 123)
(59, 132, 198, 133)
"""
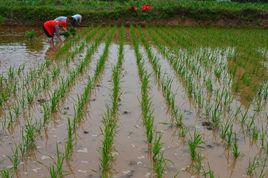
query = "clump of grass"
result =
(188, 132, 204, 161)
(20, 120, 37, 156)
(0, 15, 5, 25)
(42, 102, 50, 125)
(153, 134, 166, 178)
(25, 30, 36, 40)
(65, 118, 75, 160)
(100, 108, 116, 174)
(231, 134, 240, 159)
(8, 146, 20, 171)
(0, 169, 10, 178)
(247, 156, 259, 177)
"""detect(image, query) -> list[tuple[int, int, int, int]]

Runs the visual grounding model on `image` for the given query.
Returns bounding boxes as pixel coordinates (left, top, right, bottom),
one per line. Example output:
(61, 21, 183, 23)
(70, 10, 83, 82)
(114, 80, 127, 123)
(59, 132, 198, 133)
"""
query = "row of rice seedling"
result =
(147, 27, 241, 163)
(100, 26, 124, 176)
(172, 27, 267, 106)
(152, 27, 268, 176)
(0, 60, 51, 111)
(42, 28, 108, 125)
(0, 28, 102, 131)
(0, 27, 98, 113)
(137, 26, 186, 134)
(47, 27, 116, 177)
(54, 27, 92, 60)
(64, 27, 101, 66)
(140, 27, 217, 176)
(0, 28, 109, 176)
(130, 25, 166, 178)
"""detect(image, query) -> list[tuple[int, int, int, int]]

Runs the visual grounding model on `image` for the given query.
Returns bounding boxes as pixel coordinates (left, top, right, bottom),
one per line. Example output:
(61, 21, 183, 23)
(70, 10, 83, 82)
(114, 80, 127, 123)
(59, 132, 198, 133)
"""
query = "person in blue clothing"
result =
(55, 14, 82, 27)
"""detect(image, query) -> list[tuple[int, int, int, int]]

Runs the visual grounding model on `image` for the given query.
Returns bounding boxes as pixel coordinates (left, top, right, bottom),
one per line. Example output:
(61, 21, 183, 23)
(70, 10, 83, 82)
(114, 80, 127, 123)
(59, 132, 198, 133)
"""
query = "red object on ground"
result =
(141, 4, 152, 11)
(43, 20, 67, 36)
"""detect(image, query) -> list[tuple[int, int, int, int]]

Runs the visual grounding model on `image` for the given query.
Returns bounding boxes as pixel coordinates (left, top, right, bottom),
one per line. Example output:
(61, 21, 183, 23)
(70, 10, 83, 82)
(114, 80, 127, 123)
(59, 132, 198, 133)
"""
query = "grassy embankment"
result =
(0, 0, 267, 26)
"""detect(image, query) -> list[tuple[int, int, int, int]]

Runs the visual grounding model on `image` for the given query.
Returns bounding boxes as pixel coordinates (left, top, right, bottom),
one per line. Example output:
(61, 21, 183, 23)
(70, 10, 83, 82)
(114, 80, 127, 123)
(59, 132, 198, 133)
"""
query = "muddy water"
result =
(113, 45, 151, 177)
(0, 26, 267, 178)
(0, 26, 49, 74)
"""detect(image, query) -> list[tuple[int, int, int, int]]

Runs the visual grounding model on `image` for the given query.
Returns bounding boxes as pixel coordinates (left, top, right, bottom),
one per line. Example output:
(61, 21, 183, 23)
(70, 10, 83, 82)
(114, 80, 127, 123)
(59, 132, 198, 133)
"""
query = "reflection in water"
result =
(0, 25, 49, 73)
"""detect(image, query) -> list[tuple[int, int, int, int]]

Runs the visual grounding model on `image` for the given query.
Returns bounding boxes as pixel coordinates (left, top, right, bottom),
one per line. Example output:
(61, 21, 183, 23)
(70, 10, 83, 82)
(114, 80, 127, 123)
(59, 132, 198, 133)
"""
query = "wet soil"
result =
(0, 26, 267, 178)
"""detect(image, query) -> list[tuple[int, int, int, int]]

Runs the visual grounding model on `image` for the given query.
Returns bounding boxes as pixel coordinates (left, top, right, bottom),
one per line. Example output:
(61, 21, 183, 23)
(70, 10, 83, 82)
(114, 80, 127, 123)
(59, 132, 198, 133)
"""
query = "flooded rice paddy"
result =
(0, 26, 267, 178)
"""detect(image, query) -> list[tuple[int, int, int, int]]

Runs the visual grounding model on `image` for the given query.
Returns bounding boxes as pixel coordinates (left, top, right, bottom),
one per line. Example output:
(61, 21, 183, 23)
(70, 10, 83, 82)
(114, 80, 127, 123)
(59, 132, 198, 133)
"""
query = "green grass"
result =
(188, 132, 204, 161)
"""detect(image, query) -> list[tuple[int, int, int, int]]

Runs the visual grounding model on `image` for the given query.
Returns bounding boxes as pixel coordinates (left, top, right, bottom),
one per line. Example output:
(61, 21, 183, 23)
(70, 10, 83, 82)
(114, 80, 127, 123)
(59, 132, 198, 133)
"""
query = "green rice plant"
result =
(152, 134, 165, 178)
(55, 144, 65, 177)
(220, 123, 232, 140)
(154, 153, 166, 178)
(49, 165, 57, 178)
(22, 120, 36, 152)
(211, 102, 221, 129)
(205, 78, 213, 93)
(111, 66, 120, 116)
(17, 64, 25, 76)
(153, 134, 162, 162)
(42, 102, 50, 125)
(191, 153, 203, 175)
(179, 126, 187, 137)
(259, 158, 267, 178)
(8, 67, 15, 80)
(74, 76, 93, 122)
(188, 132, 204, 161)
(52, 66, 60, 80)
(247, 156, 259, 177)
(0, 169, 11, 178)
(251, 126, 258, 142)
(231, 134, 240, 159)
(25, 30, 36, 40)
(203, 164, 215, 178)
(65, 118, 74, 160)
(93, 29, 115, 82)
(7, 146, 19, 171)
(26, 90, 34, 104)
(226, 126, 233, 148)
(100, 108, 116, 174)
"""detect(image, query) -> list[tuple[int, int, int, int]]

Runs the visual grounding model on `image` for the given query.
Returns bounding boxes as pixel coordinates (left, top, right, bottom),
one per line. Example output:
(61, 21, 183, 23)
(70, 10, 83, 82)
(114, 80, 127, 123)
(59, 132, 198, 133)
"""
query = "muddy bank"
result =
(0, 5, 268, 28)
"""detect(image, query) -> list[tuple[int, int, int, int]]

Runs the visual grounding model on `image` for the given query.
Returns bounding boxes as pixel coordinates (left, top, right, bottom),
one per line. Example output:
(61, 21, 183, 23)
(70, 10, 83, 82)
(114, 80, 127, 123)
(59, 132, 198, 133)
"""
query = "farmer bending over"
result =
(55, 14, 82, 27)
(43, 19, 69, 44)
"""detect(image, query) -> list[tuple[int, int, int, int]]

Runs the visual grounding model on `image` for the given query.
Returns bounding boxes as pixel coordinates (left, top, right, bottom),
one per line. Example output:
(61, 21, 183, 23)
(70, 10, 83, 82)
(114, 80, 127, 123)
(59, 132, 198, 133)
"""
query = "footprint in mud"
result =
(64, 106, 69, 110)
(202, 121, 213, 130)
(123, 110, 130, 115)
(122, 170, 135, 177)
(183, 109, 192, 115)
(37, 98, 46, 104)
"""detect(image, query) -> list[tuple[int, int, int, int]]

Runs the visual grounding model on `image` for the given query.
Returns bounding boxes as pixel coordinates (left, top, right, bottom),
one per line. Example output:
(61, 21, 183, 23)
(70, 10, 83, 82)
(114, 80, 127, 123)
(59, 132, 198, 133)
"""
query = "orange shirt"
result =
(43, 20, 67, 36)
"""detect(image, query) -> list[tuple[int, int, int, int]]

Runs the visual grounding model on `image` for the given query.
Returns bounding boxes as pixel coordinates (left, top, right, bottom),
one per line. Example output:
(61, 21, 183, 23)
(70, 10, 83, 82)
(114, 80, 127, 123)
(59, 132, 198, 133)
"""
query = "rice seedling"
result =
(49, 165, 57, 178)
(251, 126, 259, 142)
(231, 134, 240, 159)
(7, 146, 19, 171)
(179, 126, 187, 137)
(52, 66, 60, 80)
(8, 67, 15, 80)
(22, 120, 36, 152)
(100, 108, 116, 174)
(247, 156, 259, 177)
(190, 153, 203, 175)
(65, 118, 74, 160)
(0, 169, 11, 178)
(188, 132, 204, 161)
(203, 164, 215, 178)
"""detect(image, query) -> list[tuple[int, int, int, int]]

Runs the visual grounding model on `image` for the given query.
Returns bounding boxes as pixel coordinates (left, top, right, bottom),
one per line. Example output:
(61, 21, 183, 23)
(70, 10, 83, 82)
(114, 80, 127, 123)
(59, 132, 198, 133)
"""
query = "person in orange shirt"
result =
(43, 17, 71, 43)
